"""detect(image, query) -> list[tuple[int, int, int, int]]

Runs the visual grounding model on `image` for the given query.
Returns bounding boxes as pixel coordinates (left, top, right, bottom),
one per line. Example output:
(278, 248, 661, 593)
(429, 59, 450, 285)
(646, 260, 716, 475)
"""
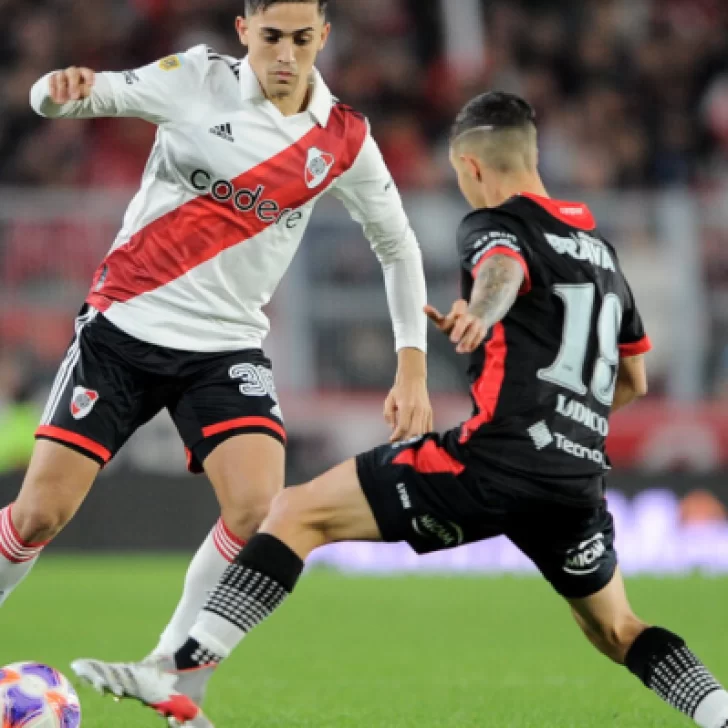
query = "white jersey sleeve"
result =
(331, 130, 428, 353)
(29, 45, 209, 125)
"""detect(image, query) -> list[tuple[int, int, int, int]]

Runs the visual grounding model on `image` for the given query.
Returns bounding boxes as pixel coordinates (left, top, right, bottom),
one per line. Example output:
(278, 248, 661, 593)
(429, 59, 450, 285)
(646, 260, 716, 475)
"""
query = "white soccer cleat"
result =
(71, 658, 214, 727)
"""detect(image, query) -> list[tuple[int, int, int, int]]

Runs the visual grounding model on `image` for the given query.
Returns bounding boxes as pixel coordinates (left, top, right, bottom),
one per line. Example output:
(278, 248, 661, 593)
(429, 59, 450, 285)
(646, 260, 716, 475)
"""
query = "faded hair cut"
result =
(451, 92, 538, 172)
(244, 0, 328, 16)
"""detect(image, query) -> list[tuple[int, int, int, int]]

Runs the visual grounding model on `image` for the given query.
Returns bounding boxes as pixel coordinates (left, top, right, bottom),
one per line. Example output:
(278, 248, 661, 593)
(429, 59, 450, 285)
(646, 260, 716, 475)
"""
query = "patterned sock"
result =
(151, 518, 246, 656)
(0, 505, 49, 606)
(175, 533, 304, 669)
(626, 627, 728, 728)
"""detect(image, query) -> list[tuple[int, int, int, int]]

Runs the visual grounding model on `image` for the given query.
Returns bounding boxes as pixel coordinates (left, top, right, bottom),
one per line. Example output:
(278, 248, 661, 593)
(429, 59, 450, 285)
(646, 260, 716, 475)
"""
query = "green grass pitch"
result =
(2, 556, 727, 727)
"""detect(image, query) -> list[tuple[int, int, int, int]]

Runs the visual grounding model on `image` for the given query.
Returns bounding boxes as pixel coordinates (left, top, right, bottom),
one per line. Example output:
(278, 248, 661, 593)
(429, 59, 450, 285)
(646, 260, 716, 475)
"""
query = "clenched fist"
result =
(49, 67, 96, 103)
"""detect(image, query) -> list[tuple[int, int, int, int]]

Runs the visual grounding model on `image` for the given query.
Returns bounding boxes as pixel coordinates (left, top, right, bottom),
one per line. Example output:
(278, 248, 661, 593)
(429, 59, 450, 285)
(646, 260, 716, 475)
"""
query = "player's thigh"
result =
(16, 311, 165, 538)
(12, 440, 100, 539)
(343, 433, 501, 554)
(170, 348, 286, 483)
(568, 566, 646, 663)
(203, 433, 285, 530)
(36, 308, 168, 470)
(263, 458, 382, 557)
(507, 499, 618, 600)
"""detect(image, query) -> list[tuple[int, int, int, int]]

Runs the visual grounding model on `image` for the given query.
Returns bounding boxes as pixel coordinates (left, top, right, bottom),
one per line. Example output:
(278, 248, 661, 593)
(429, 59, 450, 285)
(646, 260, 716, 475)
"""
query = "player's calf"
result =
(163, 459, 379, 696)
(572, 606, 647, 664)
(0, 440, 99, 607)
(572, 572, 728, 728)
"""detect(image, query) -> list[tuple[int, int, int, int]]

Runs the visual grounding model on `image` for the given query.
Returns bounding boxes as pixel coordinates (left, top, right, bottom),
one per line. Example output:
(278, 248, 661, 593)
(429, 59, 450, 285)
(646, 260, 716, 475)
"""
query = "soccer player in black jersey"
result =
(75, 93, 728, 728)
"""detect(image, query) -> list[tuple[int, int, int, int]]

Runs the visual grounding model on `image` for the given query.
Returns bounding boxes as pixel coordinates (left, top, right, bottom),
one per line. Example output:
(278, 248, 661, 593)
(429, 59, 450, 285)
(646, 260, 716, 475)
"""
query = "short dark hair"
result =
(450, 92, 536, 143)
(244, 0, 328, 16)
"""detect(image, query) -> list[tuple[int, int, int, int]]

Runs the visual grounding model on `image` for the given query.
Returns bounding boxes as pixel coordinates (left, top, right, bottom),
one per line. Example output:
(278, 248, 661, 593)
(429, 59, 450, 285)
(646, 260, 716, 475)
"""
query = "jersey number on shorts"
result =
(537, 283, 622, 406)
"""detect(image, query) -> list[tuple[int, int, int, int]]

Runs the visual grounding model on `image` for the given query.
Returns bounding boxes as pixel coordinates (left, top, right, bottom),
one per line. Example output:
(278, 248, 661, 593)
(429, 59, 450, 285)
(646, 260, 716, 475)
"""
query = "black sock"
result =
(175, 533, 304, 670)
(626, 626, 728, 725)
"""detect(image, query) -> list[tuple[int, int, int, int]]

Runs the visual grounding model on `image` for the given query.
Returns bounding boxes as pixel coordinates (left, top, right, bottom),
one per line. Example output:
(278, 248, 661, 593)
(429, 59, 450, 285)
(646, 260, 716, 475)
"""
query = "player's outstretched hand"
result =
(49, 67, 96, 103)
(424, 300, 487, 354)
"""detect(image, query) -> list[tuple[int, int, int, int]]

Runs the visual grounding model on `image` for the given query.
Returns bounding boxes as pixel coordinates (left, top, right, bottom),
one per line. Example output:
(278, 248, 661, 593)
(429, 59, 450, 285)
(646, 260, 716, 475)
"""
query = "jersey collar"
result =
(238, 57, 333, 127)
(518, 192, 596, 231)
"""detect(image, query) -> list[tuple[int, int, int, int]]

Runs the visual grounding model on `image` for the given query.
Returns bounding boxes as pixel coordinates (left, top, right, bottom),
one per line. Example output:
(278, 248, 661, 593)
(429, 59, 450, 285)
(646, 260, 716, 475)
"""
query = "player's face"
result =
(450, 148, 489, 209)
(236, 3, 330, 101)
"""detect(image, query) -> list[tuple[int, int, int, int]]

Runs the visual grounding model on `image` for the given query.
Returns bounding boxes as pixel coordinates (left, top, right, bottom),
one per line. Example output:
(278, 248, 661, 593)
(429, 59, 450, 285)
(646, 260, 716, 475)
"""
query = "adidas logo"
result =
(210, 122, 234, 143)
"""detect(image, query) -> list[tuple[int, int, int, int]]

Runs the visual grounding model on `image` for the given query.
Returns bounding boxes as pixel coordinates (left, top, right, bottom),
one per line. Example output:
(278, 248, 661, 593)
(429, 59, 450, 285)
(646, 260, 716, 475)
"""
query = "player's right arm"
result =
(29, 47, 206, 124)
(426, 212, 532, 354)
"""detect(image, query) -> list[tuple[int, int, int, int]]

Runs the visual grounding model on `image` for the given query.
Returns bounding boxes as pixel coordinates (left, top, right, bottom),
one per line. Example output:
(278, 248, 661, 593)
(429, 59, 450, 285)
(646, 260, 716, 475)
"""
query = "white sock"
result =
(694, 690, 728, 728)
(0, 505, 48, 606)
(150, 518, 246, 657)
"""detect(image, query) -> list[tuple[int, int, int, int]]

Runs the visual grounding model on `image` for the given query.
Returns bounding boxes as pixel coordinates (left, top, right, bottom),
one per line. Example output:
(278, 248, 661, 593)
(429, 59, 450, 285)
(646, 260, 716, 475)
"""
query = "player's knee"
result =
(265, 485, 325, 534)
(11, 498, 73, 543)
(220, 494, 276, 540)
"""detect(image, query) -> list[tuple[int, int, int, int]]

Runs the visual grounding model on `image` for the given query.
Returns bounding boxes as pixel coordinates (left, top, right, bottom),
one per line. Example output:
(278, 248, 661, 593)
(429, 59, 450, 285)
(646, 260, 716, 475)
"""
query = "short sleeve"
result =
(618, 277, 652, 357)
(457, 211, 532, 294)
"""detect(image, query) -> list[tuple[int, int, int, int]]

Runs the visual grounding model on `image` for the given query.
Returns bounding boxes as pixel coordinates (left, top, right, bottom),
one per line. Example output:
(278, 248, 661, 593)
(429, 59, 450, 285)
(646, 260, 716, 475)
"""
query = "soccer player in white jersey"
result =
(1, 0, 430, 695)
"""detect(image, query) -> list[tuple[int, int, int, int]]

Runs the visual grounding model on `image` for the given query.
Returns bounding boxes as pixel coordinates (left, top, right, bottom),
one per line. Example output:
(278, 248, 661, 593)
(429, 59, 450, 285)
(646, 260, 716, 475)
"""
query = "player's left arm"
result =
(612, 273, 652, 411)
(425, 254, 525, 353)
(330, 130, 431, 441)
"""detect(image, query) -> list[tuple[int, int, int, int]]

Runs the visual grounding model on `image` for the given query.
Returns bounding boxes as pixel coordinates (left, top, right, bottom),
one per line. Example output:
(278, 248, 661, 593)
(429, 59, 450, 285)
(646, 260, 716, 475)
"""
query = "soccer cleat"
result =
(70, 658, 215, 727)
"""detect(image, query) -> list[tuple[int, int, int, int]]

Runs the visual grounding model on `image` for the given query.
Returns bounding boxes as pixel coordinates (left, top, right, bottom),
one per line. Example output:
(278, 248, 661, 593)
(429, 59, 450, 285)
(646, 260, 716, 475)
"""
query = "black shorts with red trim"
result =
(36, 307, 286, 473)
(355, 432, 616, 599)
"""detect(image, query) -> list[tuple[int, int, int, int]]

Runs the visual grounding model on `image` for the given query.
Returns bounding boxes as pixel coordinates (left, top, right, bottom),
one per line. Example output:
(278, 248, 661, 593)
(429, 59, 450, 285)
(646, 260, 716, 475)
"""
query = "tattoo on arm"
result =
(468, 255, 525, 330)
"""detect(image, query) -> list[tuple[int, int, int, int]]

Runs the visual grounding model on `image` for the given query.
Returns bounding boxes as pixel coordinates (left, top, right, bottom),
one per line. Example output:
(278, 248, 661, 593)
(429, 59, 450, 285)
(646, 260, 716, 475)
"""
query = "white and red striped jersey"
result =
(30, 45, 427, 353)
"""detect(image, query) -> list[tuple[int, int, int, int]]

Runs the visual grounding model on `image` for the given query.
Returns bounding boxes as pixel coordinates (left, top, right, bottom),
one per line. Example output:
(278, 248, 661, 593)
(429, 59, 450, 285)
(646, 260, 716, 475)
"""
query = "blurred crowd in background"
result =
(2, 0, 728, 189)
(0, 0, 727, 476)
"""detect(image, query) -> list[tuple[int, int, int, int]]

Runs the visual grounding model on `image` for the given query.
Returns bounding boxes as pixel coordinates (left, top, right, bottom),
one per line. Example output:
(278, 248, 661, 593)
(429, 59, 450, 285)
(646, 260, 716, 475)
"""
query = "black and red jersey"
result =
(446, 193, 651, 504)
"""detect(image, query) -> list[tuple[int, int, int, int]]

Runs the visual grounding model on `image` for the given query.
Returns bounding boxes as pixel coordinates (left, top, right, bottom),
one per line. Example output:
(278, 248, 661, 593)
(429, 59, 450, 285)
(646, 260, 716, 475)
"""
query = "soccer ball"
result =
(0, 662, 81, 727)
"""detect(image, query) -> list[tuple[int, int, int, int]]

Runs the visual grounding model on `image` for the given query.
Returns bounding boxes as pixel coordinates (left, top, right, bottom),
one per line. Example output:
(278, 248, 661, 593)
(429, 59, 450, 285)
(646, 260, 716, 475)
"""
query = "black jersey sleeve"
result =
(456, 210, 532, 294)
(618, 276, 652, 357)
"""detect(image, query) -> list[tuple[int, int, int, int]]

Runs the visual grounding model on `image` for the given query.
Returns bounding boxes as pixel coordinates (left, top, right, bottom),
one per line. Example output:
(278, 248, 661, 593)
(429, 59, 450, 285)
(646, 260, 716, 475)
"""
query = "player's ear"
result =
(319, 22, 331, 51)
(463, 155, 482, 183)
(235, 16, 250, 47)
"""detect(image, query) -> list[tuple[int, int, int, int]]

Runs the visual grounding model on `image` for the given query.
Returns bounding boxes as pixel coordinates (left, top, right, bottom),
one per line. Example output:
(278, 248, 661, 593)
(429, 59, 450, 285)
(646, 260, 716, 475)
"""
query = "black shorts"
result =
(36, 307, 286, 473)
(356, 432, 616, 599)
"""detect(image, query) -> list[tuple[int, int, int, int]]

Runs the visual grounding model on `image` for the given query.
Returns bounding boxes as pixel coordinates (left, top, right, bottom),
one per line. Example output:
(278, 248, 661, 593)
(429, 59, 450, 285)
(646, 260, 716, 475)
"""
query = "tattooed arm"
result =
(468, 254, 525, 330)
(424, 255, 525, 354)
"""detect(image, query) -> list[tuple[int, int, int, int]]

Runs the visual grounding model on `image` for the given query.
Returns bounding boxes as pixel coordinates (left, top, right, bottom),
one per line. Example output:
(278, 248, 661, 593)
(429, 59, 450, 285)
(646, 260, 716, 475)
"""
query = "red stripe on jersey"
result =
(35, 425, 112, 463)
(86, 105, 368, 310)
(459, 322, 508, 443)
(202, 416, 287, 441)
(520, 192, 596, 231)
(392, 439, 465, 475)
(619, 335, 652, 358)
(472, 247, 532, 295)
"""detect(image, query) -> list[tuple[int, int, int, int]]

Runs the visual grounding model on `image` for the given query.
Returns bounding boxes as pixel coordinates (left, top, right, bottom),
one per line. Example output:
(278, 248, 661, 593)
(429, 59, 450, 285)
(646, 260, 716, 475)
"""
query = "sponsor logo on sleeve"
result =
(159, 55, 182, 71)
